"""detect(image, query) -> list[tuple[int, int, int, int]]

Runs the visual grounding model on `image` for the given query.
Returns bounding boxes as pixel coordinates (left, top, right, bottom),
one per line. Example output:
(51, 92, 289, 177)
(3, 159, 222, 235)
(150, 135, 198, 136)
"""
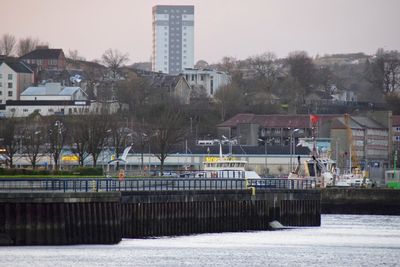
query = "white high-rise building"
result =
(152, 5, 194, 75)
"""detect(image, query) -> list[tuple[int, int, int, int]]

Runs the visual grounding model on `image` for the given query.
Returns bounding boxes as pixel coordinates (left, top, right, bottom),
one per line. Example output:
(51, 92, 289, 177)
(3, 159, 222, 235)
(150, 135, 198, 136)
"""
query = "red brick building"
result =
(20, 47, 66, 71)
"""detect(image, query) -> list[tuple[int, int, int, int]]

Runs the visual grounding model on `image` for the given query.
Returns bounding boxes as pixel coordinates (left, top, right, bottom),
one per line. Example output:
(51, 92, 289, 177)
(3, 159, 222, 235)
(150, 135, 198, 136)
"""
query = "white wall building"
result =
(0, 60, 33, 104)
(152, 5, 194, 75)
(3, 82, 120, 117)
(182, 68, 231, 97)
(20, 83, 87, 101)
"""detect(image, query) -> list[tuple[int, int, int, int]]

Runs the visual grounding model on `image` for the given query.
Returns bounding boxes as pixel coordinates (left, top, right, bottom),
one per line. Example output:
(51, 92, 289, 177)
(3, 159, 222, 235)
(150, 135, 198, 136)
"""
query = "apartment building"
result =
(152, 5, 194, 75)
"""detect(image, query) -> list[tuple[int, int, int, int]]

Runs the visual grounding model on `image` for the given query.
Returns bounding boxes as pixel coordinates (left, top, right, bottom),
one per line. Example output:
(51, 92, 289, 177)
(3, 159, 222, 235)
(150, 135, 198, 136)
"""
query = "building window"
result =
(396, 136, 400, 141)
(74, 108, 77, 113)
(8, 91, 12, 97)
(191, 74, 195, 81)
(23, 109, 28, 112)
(8, 83, 12, 88)
(0, 74, 2, 78)
(0, 90, 2, 95)
(200, 74, 205, 81)
(8, 74, 12, 80)
(0, 100, 2, 104)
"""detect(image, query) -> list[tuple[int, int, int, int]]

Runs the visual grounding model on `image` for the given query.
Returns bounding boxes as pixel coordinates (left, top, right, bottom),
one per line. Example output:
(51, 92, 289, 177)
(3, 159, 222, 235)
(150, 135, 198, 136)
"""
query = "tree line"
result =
(0, 102, 188, 174)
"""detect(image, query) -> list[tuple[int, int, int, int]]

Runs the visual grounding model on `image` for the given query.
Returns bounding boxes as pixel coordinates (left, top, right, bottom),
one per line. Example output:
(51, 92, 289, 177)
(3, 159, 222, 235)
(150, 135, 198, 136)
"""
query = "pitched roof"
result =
(218, 114, 338, 128)
(146, 74, 182, 89)
(0, 57, 33, 73)
(20, 48, 64, 60)
(351, 116, 384, 129)
(59, 87, 81, 96)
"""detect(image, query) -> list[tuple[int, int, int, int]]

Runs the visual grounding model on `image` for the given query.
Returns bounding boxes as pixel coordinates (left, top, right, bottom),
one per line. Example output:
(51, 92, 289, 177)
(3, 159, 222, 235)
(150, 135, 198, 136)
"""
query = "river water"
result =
(1, 214, 399, 267)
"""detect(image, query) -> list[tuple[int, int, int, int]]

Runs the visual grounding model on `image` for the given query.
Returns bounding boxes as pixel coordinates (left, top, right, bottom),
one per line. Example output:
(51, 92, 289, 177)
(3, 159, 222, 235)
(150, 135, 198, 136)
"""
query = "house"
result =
(20, 46, 66, 71)
(392, 115, 400, 152)
(0, 57, 34, 104)
(146, 74, 191, 104)
(20, 82, 87, 101)
(217, 113, 338, 146)
(329, 115, 389, 184)
(4, 82, 119, 117)
(181, 68, 230, 97)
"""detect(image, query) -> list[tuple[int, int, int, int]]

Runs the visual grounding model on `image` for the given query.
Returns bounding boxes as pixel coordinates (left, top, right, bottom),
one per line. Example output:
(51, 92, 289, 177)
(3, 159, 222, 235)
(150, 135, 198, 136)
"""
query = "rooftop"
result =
(0, 57, 33, 74)
(20, 48, 64, 60)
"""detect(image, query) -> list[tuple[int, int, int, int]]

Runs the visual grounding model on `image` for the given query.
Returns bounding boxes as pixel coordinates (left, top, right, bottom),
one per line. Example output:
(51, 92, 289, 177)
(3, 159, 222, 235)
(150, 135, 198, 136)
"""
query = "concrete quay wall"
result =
(0, 190, 321, 245)
(0, 192, 121, 245)
(120, 189, 321, 238)
(321, 188, 400, 215)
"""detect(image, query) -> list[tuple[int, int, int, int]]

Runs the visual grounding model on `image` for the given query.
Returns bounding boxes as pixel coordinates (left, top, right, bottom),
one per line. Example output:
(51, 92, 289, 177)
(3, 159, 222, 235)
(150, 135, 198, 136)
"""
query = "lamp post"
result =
(289, 128, 299, 172)
(54, 120, 63, 170)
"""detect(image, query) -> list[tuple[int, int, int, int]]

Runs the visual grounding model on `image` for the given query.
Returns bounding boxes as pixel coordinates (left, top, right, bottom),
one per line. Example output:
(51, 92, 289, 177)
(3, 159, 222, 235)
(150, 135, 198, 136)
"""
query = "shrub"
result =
(72, 167, 103, 176)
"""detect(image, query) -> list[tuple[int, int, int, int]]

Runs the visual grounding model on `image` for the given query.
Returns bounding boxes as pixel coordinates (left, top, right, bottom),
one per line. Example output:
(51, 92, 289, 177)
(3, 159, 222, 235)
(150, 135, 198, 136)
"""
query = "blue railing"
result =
(0, 178, 316, 192)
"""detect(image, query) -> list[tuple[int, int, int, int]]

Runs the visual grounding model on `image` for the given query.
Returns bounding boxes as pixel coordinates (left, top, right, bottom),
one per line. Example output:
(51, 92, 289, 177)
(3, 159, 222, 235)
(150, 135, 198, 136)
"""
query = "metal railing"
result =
(0, 178, 316, 192)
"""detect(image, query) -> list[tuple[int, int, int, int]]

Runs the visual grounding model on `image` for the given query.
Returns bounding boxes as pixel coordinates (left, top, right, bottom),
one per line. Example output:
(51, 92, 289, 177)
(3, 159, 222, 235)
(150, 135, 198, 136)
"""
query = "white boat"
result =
(199, 145, 261, 179)
(335, 169, 372, 187)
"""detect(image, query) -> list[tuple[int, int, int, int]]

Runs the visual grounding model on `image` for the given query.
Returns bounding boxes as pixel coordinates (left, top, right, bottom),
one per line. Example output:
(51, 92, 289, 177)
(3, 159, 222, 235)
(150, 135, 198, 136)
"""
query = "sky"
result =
(1, 0, 399, 64)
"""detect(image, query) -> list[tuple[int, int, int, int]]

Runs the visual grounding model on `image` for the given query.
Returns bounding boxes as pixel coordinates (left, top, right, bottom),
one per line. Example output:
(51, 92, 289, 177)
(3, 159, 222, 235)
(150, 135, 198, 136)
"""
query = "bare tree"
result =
(214, 82, 244, 121)
(86, 114, 110, 167)
(0, 34, 16, 56)
(116, 73, 150, 112)
(247, 52, 281, 98)
(216, 56, 238, 74)
(48, 119, 67, 171)
(0, 118, 21, 167)
(365, 49, 400, 94)
(101, 49, 129, 80)
(147, 101, 187, 175)
(286, 51, 317, 97)
(67, 49, 86, 61)
(23, 124, 45, 169)
(67, 116, 90, 166)
(17, 37, 41, 56)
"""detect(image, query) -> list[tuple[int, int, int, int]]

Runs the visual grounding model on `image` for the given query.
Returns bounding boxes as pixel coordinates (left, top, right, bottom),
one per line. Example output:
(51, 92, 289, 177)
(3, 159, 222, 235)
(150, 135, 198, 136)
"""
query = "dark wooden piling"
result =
(0, 192, 121, 245)
(120, 189, 321, 238)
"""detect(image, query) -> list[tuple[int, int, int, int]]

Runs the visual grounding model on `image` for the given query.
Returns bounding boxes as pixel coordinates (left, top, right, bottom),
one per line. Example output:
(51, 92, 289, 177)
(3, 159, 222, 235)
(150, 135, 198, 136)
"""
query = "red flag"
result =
(310, 114, 320, 125)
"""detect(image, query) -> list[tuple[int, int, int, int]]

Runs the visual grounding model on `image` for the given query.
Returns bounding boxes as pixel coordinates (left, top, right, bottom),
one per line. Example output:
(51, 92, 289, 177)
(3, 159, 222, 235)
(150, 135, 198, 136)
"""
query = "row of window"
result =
(161, 9, 189, 14)
(0, 90, 13, 96)
(0, 74, 13, 80)
(25, 59, 58, 65)
(0, 82, 13, 88)
(20, 107, 90, 114)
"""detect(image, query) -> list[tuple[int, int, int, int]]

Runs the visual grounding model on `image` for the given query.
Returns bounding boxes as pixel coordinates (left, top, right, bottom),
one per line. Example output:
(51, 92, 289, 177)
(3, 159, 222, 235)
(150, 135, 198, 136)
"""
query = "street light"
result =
(289, 128, 300, 172)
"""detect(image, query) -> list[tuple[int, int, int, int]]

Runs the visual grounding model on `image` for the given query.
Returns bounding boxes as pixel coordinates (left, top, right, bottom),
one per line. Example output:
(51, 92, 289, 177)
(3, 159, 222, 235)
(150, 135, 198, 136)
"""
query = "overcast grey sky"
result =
(1, 0, 399, 63)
